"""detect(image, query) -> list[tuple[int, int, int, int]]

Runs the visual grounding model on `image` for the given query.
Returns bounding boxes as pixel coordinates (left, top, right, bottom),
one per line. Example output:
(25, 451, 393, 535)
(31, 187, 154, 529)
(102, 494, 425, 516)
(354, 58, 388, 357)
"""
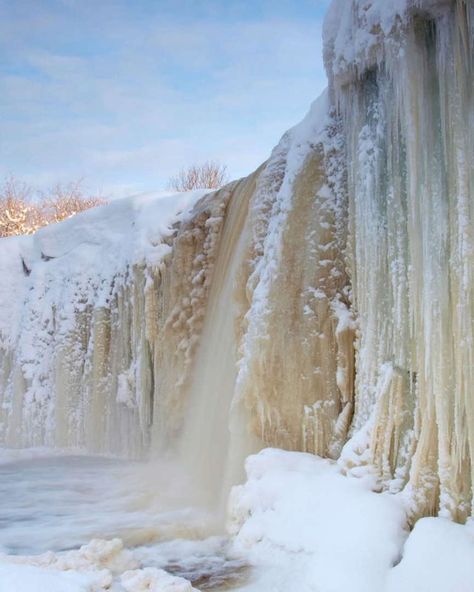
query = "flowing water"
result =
(0, 453, 248, 589)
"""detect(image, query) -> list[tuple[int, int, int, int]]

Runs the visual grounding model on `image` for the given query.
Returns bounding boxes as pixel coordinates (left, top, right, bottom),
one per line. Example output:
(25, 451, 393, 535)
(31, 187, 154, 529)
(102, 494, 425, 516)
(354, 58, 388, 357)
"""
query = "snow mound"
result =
(121, 567, 198, 592)
(386, 518, 474, 592)
(228, 448, 407, 592)
(0, 538, 199, 592)
(228, 448, 474, 592)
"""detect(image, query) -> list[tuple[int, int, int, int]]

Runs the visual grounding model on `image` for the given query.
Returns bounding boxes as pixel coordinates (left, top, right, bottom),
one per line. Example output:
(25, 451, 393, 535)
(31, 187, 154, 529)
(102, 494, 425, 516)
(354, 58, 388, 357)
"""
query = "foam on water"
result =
(0, 454, 249, 589)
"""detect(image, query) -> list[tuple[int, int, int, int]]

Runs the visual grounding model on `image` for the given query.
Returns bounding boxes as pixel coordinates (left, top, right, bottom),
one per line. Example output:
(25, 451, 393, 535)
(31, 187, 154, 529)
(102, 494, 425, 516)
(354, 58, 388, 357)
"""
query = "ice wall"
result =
(0, 191, 211, 457)
(233, 93, 354, 460)
(326, 0, 474, 522)
(176, 94, 355, 515)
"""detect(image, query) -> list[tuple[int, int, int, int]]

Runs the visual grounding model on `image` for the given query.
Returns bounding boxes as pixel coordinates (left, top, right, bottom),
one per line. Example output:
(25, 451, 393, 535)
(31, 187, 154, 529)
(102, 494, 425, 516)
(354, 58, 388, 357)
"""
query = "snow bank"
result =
(0, 538, 199, 592)
(228, 449, 474, 592)
(228, 448, 407, 592)
(0, 564, 109, 592)
(0, 190, 205, 345)
(386, 518, 474, 592)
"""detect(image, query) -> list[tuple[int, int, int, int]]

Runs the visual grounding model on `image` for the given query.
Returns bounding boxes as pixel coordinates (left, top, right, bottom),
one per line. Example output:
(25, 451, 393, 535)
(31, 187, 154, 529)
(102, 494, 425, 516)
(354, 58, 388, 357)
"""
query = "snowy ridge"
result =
(0, 190, 205, 345)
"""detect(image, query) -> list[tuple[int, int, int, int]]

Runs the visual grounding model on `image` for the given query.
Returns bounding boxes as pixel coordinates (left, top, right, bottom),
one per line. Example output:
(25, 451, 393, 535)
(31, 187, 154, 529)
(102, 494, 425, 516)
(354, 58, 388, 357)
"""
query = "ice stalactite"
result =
(0, 259, 164, 457)
(330, 0, 474, 521)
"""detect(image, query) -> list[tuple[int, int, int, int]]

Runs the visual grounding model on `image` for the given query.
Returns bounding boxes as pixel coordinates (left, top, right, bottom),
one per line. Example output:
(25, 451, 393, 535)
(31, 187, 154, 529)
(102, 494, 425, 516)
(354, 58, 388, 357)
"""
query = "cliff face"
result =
(329, 0, 474, 522)
(0, 0, 472, 523)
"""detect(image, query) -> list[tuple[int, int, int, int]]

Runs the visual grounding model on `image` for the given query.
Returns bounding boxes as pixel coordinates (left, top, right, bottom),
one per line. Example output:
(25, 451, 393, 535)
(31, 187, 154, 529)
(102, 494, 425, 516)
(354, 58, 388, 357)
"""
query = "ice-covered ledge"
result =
(323, 0, 458, 88)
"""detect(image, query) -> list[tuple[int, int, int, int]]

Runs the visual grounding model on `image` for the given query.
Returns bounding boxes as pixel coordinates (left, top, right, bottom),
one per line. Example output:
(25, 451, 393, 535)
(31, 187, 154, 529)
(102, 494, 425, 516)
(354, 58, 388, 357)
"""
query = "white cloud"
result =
(0, 2, 329, 197)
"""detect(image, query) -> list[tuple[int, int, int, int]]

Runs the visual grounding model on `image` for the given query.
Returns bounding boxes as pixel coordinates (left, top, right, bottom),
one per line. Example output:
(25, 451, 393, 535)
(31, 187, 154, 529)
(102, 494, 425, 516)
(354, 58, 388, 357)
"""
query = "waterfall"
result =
(177, 170, 264, 516)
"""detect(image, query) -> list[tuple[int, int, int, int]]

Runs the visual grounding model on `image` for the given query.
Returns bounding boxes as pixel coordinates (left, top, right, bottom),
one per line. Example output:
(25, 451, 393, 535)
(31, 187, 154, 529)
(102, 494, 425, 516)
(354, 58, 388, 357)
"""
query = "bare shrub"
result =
(0, 176, 44, 237)
(0, 176, 107, 238)
(168, 161, 228, 192)
(40, 180, 107, 224)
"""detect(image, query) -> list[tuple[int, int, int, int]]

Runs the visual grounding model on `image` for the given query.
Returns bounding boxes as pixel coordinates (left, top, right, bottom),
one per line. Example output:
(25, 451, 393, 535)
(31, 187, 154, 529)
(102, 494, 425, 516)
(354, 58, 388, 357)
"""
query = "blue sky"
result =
(0, 0, 330, 198)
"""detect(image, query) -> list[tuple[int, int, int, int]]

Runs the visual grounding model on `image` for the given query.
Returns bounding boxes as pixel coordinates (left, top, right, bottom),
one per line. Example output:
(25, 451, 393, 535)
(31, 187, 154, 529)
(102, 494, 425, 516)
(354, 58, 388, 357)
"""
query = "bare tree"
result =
(0, 175, 45, 238)
(168, 161, 228, 192)
(0, 176, 107, 238)
(40, 180, 107, 224)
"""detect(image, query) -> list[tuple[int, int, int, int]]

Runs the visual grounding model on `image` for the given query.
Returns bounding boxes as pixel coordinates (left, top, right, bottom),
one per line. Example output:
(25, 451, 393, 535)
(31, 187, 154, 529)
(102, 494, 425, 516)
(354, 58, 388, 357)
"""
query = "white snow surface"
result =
(0, 538, 198, 592)
(386, 518, 474, 592)
(0, 190, 207, 345)
(228, 448, 407, 592)
(227, 448, 474, 592)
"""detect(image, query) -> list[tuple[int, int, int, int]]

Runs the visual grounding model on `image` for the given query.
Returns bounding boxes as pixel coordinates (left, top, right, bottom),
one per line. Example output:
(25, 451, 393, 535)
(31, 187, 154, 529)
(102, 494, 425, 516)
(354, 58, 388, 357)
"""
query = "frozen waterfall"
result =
(0, 0, 473, 527)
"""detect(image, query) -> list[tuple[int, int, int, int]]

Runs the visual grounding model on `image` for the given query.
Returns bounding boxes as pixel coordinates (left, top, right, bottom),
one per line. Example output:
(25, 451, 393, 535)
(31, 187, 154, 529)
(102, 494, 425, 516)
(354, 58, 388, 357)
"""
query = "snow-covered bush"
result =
(168, 161, 228, 192)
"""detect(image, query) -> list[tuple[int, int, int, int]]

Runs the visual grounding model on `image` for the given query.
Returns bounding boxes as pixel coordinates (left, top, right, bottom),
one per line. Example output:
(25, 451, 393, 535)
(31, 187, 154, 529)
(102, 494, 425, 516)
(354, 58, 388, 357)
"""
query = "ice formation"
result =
(0, 0, 473, 539)
(328, 0, 474, 522)
(0, 190, 209, 457)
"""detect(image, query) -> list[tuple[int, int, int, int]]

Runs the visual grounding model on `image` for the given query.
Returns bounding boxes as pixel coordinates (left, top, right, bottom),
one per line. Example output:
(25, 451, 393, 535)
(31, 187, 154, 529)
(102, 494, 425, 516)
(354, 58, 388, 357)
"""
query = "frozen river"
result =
(0, 454, 248, 589)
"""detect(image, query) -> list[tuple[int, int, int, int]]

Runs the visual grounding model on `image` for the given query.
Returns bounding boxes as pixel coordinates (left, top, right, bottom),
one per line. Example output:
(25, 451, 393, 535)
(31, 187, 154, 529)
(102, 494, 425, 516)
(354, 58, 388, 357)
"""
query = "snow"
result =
(331, 295, 356, 335)
(121, 568, 198, 592)
(0, 538, 198, 592)
(0, 563, 109, 592)
(386, 518, 474, 592)
(0, 190, 206, 345)
(228, 449, 474, 592)
(228, 448, 407, 592)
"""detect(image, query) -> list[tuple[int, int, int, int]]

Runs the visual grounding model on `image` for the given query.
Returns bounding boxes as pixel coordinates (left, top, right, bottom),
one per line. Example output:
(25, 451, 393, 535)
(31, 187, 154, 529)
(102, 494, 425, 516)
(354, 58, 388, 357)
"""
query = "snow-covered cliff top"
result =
(0, 190, 206, 344)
